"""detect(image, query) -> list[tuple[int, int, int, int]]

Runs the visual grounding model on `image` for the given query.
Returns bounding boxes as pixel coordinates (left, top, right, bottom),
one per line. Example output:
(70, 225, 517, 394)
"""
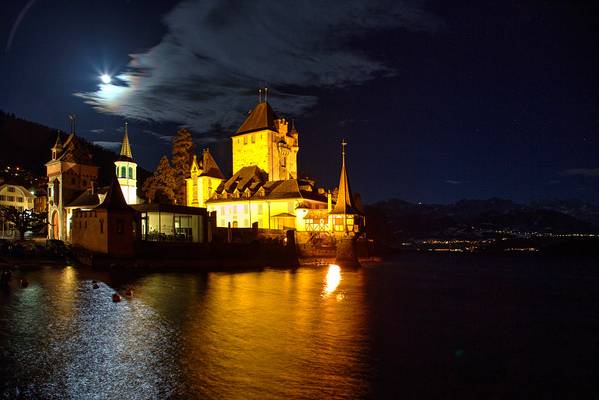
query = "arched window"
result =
(128, 167, 133, 179)
(121, 166, 126, 178)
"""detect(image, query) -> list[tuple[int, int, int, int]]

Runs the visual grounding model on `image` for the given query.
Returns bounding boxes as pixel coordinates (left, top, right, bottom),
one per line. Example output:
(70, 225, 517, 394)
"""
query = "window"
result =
(244, 135, 248, 145)
(128, 167, 133, 179)
(116, 219, 124, 234)
(0, 195, 5, 201)
(8, 187, 15, 193)
(7, 196, 14, 202)
(99, 219, 104, 233)
(17, 197, 23, 203)
(71, 178, 76, 185)
(251, 134, 255, 143)
(121, 166, 126, 178)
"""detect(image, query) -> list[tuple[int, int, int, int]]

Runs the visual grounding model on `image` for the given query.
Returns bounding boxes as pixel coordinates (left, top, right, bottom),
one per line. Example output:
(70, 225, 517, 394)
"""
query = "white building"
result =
(114, 122, 139, 205)
(0, 183, 36, 237)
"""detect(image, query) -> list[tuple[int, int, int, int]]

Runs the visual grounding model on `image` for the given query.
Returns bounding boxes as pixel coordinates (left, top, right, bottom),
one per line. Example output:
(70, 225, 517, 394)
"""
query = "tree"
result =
(0, 206, 47, 240)
(142, 156, 177, 204)
(171, 128, 195, 205)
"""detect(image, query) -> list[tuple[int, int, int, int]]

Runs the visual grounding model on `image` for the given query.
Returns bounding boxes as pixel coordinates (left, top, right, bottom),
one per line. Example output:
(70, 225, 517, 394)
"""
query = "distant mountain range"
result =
(365, 198, 599, 244)
(0, 111, 150, 188)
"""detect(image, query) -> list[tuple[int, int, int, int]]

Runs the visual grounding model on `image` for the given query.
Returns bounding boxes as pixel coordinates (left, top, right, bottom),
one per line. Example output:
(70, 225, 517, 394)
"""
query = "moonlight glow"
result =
(100, 74, 112, 84)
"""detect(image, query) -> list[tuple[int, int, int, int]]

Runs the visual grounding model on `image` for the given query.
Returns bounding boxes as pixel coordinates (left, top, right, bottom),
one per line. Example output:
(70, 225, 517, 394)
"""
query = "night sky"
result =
(1, 0, 597, 204)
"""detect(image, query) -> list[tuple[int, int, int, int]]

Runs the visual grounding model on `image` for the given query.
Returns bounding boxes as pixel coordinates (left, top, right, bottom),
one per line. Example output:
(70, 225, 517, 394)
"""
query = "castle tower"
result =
(114, 122, 138, 205)
(330, 140, 364, 234)
(231, 97, 299, 181)
(46, 119, 99, 241)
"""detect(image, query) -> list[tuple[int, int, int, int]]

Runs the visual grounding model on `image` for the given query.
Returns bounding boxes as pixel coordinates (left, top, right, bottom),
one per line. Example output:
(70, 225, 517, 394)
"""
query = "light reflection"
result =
(323, 264, 341, 297)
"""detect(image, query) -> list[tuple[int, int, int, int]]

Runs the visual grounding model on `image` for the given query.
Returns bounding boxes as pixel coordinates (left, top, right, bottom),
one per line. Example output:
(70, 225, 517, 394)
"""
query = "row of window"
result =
(0, 195, 29, 203)
(116, 166, 135, 179)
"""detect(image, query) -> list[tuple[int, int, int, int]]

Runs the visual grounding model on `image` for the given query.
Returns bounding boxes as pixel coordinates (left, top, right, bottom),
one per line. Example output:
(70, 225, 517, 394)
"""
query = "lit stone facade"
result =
(46, 132, 99, 241)
(185, 100, 364, 234)
(231, 102, 298, 181)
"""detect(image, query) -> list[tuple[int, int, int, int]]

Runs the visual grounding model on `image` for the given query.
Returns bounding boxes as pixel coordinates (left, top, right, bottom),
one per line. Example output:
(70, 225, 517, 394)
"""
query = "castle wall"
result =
(232, 130, 273, 177)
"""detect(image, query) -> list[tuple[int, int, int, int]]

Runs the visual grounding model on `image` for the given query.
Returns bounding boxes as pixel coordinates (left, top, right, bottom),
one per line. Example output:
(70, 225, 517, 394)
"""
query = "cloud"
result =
(89, 128, 105, 134)
(75, 0, 440, 138)
(93, 141, 122, 151)
(444, 180, 463, 185)
(560, 168, 599, 177)
(143, 129, 172, 143)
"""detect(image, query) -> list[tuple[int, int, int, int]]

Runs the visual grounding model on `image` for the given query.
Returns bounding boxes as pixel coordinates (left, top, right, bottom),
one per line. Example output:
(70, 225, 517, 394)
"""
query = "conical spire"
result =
(119, 122, 133, 160)
(52, 131, 63, 150)
(331, 139, 361, 215)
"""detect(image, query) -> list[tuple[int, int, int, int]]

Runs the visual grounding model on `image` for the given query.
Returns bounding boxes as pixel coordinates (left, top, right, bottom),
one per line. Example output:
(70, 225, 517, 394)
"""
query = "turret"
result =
(51, 132, 63, 160)
(114, 122, 138, 204)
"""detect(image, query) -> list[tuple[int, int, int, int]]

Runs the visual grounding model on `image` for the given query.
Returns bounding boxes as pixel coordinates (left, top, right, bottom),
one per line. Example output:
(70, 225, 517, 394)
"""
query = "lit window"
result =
(128, 167, 133, 179)
(121, 166, 126, 178)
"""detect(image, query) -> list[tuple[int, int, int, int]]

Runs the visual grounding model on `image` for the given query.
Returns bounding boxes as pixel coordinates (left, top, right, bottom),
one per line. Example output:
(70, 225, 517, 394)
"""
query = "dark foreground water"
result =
(1, 254, 598, 399)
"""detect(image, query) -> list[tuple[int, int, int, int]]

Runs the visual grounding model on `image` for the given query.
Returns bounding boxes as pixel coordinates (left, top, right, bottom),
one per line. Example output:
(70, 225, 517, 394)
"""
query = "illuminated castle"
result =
(186, 99, 365, 234)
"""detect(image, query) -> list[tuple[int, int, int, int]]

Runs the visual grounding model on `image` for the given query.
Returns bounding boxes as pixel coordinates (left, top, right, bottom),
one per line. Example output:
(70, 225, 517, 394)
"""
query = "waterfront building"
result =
(45, 129, 99, 240)
(186, 99, 330, 230)
(185, 99, 364, 234)
(71, 177, 138, 257)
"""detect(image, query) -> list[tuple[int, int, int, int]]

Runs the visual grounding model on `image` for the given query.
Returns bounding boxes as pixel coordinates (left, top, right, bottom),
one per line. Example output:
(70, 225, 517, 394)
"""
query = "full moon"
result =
(100, 74, 111, 84)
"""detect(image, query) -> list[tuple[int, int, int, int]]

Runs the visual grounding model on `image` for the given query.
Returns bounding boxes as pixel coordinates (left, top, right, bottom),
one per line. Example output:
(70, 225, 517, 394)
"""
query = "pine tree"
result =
(171, 128, 195, 205)
(142, 156, 177, 204)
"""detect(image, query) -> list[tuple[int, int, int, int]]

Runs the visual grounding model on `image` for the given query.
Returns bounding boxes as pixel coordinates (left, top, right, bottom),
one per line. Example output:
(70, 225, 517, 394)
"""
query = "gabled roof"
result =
(200, 149, 225, 179)
(55, 133, 94, 165)
(66, 186, 109, 208)
(96, 176, 134, 211)
(234, 102, 278, 136)
(220, 166, 268, 193)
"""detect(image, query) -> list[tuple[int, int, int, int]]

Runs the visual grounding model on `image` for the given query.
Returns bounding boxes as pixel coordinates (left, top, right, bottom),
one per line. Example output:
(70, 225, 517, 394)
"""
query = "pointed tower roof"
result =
(51, 131, 63, 150)
(118, 122, 133, 161)
(190, 154, 201, 176)
(331, 140, 362, 215)
(235, 101, 278, 136)
(96, 174, 133, 211)
(200, 149, 225, 179)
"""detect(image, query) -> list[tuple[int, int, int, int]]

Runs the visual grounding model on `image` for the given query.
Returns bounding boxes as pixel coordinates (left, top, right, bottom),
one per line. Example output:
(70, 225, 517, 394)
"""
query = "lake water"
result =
(1, 255, 597, 399)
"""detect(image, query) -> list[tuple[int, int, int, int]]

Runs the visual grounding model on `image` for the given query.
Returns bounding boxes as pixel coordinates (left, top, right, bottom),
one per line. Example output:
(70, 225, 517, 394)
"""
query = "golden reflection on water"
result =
(323, 264, 342, 297)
